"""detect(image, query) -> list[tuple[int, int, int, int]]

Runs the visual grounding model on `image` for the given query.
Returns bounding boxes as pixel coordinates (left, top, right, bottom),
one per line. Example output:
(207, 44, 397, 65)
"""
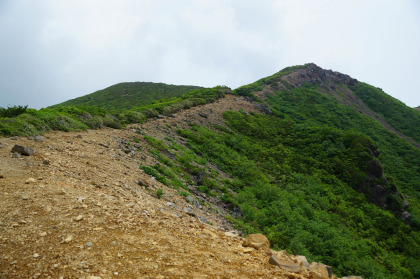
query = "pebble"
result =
(74, 215, 84, 221)
(22, 196, 29, 200)
(86, 242, 93, 247)
(33, 253, 40, 258)
(39, 232, 47, 237)
(63, 235, 73, 243)
(25, 178, 36, 184)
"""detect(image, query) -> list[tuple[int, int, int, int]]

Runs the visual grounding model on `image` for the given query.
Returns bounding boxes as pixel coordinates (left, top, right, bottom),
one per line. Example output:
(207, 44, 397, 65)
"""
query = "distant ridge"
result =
(51, 82, 203, 110)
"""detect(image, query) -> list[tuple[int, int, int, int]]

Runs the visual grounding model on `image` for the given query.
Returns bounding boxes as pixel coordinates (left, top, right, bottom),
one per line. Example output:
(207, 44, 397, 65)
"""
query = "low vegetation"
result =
(0, 86, 228, 137)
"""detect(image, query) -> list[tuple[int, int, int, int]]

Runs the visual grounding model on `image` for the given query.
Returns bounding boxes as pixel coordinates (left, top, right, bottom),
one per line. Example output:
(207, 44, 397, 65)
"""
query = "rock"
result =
(224, 231, 238, 238)
(309, 271, 326, 279)
(63, 235, 73, 243)
(12, 152, 21, 158)
(25, 178, 36, 184)
(199, 216, 210, 224)
(242, 247, 254, 253)
(22, 196, 29, 200)
(11, 145, 34, 156)
(401, 211, 411, 223)
(295, 255, 310, 270)
(166, 202, 178, 209)
(183, 207, 196, 216)
(242, 233, 270, 252)
(33, 253, 40, 258)
(74, 215, 83, 221)
(42, 160, 50, 165)
(403, 199, 409, 209)
(268, 255, 301, 272)
(310, 262, 331, 278)
(34, 135, 43, 142)
(203, 229, 218, 239)
(186, 195, 194, 203)
(86, 242, 93, 247)
(39, 232, 47, 237)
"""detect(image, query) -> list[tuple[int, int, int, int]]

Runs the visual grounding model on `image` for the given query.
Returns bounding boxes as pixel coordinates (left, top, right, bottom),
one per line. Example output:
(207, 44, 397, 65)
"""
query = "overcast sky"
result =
(1, 0, 419, 109)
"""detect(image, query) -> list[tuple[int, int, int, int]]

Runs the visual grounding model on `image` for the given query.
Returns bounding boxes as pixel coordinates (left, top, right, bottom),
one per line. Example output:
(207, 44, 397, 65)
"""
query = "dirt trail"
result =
(0, 96, 302, 278)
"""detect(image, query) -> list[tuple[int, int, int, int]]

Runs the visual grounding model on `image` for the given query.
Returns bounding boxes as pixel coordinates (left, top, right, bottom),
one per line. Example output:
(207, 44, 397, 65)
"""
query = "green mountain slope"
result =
(51, 82, 203, 110)
(351, 83, 420, 143)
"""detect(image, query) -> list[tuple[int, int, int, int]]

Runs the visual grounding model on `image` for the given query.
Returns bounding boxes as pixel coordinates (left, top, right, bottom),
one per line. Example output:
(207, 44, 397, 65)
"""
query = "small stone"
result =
(22, 196, 29, 200)
(53, 263, 59, 268)
(243, 247, 254, 253)
(114, 272, 119, 275)
(45, 206, 52, 213)
(74, 215, 83, 221)
(63, 235, 73, 243)
(34, 135, 44, 142)
(12, 152, 21, 158)
(25, 178, 36, 184)
(86, 242, 93, 247)
(42, 160, 50, 165)
(39, 232, 47, 237)
(33, 253, 40, 258)
(11, 222, 19, 227)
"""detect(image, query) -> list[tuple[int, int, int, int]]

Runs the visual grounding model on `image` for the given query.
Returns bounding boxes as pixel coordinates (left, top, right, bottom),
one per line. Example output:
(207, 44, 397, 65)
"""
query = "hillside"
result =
(51, 82, 202, 110)
(1, 63, 420, 278)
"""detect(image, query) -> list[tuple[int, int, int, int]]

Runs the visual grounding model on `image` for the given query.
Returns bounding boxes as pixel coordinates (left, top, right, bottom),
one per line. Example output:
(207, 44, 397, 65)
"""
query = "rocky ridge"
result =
(0, 95, 362, 278)
(255, 63, 420, 149)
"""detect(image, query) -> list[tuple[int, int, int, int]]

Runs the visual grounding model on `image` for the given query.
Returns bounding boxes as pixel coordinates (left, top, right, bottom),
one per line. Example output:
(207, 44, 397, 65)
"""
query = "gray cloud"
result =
(0, 0, 419, 109)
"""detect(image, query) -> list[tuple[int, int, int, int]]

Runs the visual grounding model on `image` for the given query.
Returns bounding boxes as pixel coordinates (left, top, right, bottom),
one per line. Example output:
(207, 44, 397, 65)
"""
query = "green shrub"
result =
(155, 188, 164, 199)
(0, 105, 28, 118)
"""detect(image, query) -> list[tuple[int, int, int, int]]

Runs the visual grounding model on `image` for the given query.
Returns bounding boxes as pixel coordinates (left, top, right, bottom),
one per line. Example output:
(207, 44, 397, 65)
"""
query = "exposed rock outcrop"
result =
(11, 144, 34, 156)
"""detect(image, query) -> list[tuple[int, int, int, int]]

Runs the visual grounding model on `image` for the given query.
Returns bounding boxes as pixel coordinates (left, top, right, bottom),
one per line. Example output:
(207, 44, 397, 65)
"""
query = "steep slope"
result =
(51, 82, 202, 110)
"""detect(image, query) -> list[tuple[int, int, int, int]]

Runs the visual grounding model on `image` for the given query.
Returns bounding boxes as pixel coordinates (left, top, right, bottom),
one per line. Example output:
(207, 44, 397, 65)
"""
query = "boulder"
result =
(268, 255, 301, 273)
(242, 234, 270, 252)
(295, 255, 310, 270)
(11, 145, 34, 156)
(310, 262, 331, 278)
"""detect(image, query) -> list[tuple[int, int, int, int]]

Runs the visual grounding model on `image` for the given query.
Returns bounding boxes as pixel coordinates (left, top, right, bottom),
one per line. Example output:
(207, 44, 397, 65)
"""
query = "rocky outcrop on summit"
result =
(286, 63, 358, 88)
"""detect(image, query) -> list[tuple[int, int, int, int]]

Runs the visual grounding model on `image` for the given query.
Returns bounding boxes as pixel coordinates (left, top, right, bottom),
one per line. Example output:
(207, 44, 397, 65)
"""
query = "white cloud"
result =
(0, 0, 419, 108)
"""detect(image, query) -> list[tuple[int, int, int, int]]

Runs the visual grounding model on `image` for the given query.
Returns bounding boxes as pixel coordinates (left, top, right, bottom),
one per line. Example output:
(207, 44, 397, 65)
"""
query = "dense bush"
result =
(0, 105, 28, 118)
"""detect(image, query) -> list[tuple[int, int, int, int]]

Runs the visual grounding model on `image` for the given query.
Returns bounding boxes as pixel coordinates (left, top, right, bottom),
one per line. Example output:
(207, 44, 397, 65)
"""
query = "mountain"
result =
(1, 63, 419, 278)
(51, 82, 203, 110)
